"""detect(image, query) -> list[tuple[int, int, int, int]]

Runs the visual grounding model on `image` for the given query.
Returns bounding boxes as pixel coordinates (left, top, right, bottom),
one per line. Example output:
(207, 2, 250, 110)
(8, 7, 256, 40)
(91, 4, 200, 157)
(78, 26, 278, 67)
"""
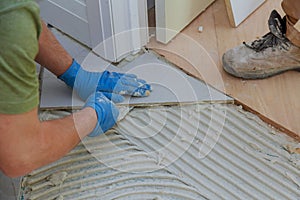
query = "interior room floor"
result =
(148, 0, 300, 138)
(1, 2, 300, 199)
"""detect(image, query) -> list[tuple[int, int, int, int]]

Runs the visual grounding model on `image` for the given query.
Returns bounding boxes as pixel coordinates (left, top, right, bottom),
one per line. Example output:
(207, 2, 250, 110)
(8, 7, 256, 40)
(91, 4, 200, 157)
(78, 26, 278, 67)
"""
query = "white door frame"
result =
(39, 0, 149, 63)
(90, 0, 149, 62)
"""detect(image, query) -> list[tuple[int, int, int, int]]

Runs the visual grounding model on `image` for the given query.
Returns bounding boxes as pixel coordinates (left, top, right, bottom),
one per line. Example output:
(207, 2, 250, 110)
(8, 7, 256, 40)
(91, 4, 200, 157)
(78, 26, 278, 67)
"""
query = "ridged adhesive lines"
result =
(21, 131, 205, 200)
(117, 104, 300, 200)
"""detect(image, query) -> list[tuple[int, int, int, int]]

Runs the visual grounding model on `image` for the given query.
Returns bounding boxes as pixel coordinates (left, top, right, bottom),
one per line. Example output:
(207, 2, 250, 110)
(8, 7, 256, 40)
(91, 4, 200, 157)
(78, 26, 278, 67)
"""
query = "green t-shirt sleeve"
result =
(0, 0, 41, 114)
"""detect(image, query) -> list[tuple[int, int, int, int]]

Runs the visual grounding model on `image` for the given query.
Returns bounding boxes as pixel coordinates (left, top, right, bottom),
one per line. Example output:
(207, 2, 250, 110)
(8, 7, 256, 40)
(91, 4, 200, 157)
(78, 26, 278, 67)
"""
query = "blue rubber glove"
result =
(58, 59, 152, 101)
(84, 92, 119, 137)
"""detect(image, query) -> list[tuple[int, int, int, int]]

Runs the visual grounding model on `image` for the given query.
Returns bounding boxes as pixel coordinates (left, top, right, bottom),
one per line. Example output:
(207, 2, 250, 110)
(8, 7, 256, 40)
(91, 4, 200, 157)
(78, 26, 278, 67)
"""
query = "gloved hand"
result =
(58, 59, 152, 101)
(83, 91, 119, 137)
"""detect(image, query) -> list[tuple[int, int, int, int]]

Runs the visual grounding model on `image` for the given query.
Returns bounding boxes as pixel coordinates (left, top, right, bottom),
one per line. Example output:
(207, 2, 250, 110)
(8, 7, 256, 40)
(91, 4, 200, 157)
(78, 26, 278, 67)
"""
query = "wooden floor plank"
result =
(147, 0, 300, 137)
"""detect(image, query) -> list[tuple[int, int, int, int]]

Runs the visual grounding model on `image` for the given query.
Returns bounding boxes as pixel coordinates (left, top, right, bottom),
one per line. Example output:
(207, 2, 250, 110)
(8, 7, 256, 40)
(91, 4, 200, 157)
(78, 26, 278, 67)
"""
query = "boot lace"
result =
(243, 10, 290, 52)
(243, 32, 290, 52)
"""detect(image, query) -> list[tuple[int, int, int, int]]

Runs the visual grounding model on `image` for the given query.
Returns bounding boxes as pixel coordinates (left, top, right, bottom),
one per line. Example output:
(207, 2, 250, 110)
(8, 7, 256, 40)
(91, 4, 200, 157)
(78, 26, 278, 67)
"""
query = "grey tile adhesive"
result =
(20, 103, 300, 200)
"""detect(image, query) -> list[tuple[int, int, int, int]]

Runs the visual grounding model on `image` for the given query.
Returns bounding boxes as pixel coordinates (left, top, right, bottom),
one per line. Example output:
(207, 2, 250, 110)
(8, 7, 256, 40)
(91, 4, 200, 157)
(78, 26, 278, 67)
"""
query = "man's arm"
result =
(35, 21, 72, 76)
(0, 19, 93, 178)
(0, 107, 97, 177)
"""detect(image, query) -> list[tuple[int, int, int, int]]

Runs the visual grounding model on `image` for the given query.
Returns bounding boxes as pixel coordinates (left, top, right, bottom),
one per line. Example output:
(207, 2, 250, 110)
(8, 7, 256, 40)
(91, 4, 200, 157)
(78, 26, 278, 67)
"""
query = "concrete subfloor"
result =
(0, 171, 20, 200)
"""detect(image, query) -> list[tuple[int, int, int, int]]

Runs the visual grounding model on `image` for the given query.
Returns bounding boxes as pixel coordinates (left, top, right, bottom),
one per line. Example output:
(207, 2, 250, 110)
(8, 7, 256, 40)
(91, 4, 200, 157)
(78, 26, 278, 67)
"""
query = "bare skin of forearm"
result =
(0, 107, 97, 177)
(0, 21, 98, 177)
(35, 21, 73, 76)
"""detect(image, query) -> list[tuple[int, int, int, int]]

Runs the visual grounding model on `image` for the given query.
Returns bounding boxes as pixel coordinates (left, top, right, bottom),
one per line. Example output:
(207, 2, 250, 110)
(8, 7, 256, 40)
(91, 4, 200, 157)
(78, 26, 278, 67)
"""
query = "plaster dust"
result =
(20, 103, 300, 200)
(46, 171, 68, 187)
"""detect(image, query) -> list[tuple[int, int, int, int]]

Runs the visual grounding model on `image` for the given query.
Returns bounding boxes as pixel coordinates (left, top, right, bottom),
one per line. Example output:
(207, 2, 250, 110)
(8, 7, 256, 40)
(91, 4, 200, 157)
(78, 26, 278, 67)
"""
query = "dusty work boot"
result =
(222, 10, 300, 79)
